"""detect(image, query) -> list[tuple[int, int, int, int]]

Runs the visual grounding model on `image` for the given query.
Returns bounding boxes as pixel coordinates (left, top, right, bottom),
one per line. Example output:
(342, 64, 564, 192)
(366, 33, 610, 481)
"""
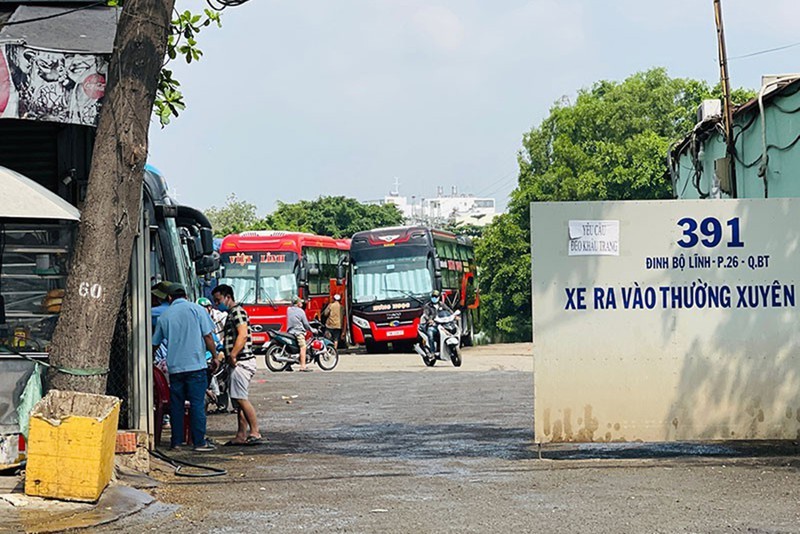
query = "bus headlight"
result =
(352, 315, 369, 329)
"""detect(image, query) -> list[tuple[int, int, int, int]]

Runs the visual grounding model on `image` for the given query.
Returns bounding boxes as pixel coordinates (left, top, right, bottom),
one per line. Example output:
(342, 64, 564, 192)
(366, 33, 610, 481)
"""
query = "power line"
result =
(474, 169, 517, 197)
(730, 41, 800, 61)
(206, 0, 252, 10)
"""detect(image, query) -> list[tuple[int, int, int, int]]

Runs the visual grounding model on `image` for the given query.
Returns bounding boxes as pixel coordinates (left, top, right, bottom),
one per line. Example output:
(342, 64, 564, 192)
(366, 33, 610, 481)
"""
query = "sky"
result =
(148, 0, 800, 215)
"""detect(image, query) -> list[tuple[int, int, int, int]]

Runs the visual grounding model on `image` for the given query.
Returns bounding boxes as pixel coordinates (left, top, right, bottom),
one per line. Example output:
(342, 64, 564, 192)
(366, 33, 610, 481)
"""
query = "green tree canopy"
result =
(476, 68, 754, 342)
(205, 193, 260, 237)
(264, 196, 404, 238)
(205, 195, 404, 238)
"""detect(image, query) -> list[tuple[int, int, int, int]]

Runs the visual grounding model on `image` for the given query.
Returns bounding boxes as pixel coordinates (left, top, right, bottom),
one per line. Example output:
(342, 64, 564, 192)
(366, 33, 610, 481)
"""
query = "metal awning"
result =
(0, 165, 79, 221)
(0, 5, 119, 54)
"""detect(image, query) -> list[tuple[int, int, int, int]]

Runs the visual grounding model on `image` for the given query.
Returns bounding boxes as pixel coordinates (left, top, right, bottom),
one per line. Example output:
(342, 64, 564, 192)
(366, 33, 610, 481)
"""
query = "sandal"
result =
(223, 439, 248, 446)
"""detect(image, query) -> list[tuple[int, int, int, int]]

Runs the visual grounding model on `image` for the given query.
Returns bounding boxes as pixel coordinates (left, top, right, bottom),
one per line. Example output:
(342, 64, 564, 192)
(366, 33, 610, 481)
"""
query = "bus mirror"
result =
(298, 266, 308, 283)
(336, 264, 345, 281)
(185, 236, 200, 261)
(195, 255, 218, 275)
(200, 228, 214, 255)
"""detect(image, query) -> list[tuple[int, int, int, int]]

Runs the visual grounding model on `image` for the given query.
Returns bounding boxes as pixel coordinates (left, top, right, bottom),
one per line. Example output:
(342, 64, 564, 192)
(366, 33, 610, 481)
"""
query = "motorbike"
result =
(414, 308, 462, 367)
(264, 320, 340, 372)
(206, 359, 231, 413)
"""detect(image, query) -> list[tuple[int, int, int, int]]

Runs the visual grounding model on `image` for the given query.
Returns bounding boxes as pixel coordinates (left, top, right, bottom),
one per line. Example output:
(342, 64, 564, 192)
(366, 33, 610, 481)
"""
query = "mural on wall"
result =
(0, 44, 107, 127)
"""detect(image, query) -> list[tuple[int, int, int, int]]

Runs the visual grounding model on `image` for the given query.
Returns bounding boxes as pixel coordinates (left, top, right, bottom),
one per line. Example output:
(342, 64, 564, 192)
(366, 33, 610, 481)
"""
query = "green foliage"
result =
(476, 68, 754, 342)
(474, 214, 531, 342)
(263, 197, 404, 238)
(205, 195, 404, 239)
(443, 221, 484, 240)
(154, 9, 222, 126)
(205, 194, 260, 237)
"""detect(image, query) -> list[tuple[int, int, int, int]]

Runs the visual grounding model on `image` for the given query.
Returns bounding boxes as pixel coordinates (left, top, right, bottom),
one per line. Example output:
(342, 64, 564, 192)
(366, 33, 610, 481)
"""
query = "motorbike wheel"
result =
(317, 345, 339, 371)
(265, 345, 290, 372)
(449, 345, 462, 367)
(422, 353, 436, 367)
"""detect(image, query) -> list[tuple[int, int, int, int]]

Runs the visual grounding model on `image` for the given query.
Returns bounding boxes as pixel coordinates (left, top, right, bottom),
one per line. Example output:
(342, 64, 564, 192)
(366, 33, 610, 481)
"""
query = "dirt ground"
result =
(100, 344, 800, 533)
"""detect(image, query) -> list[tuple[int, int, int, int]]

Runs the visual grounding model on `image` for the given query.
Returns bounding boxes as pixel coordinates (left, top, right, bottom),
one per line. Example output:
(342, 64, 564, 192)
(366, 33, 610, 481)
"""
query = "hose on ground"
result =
(149, 448, 227, 478)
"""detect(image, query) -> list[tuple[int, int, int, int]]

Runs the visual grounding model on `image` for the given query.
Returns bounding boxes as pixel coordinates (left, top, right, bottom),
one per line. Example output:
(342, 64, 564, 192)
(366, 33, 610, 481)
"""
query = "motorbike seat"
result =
(268, 329, 300, 348)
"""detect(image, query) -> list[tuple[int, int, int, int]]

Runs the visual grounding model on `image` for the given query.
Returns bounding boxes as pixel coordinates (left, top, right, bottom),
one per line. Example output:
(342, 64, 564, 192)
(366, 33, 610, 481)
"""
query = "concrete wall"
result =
(531, 199, 800, 442)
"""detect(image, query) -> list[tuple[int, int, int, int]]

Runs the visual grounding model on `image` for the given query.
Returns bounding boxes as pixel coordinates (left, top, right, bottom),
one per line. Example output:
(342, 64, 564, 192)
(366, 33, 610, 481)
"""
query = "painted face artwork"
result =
(0, 44, 107, 126)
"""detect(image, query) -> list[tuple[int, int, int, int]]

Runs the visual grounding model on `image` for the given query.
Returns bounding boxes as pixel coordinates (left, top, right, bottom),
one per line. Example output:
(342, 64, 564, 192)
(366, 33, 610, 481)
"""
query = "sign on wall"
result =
(0, 44, 107, 127)
(531, 199, 800, 442)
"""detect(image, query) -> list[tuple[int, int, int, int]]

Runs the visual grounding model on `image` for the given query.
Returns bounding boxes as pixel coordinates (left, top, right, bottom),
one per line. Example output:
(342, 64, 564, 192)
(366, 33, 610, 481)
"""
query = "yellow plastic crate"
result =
(24, 390, 120, 503)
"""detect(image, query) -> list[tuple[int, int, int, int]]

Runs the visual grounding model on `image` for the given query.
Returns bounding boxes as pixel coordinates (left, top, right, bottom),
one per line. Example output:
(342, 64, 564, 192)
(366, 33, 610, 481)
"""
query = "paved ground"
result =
(101, 344, 800, 533)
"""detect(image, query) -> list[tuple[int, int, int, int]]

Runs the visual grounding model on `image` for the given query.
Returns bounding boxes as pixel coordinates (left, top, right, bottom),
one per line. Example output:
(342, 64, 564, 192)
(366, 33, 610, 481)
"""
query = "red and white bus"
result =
(347, 226, 479, 352)
(218, 231, 350, 346)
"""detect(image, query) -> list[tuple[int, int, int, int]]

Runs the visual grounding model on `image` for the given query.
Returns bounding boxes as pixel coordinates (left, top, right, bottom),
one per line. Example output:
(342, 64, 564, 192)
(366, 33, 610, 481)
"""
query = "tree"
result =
(155, 8, 221, 126)
(263, 196, 404, 238)
(48, 0, 176, 393)
(205, 193, 260, 237)
(476, 68, 755, 342)
(474, 214, 530, 342)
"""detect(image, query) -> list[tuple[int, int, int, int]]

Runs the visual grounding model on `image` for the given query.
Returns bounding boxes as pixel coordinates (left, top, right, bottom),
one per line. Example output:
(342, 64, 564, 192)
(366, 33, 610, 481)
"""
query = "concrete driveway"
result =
(104, 344, 800, 533)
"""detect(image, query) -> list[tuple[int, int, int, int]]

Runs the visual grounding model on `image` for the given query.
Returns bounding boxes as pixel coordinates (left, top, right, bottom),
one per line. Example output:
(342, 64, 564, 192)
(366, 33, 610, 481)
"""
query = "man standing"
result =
(212, 284, 262, 445)
(287, 295, 314, 372)
(322, 294, 344, 348)
(152, 284, 217, 451)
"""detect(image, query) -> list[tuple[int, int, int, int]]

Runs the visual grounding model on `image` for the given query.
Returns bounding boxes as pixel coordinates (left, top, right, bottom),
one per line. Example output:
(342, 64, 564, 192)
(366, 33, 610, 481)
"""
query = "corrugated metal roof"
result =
(0, 5, 119, 54)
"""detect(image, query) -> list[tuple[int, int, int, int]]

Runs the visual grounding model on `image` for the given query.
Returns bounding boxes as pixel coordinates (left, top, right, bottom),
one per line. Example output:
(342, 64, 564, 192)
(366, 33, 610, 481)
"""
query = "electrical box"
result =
(697, 99, 722, 123)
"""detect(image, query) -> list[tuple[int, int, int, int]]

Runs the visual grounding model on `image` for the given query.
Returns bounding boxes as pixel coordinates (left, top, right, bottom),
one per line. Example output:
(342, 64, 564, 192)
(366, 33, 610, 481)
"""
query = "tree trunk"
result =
(48, 0, 175, 394)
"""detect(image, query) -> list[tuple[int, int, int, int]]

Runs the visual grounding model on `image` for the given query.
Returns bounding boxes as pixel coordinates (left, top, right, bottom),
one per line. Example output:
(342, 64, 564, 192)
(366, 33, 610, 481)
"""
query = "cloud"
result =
(412, 5, 466, 52)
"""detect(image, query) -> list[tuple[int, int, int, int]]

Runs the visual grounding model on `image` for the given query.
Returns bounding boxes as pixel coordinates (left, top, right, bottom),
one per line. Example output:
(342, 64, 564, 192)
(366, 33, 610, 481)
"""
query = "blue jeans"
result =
(426, 326, 437, 354)
(169, 369, 208, 448)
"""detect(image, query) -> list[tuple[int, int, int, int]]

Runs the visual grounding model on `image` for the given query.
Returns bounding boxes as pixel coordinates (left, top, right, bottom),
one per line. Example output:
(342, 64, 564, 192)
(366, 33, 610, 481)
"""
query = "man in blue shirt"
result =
(153, 284, 218, 451)
(150, 281, 172, 331)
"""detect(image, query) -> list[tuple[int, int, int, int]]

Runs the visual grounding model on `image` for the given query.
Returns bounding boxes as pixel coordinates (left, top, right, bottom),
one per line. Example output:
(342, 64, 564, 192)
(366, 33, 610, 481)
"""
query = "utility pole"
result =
(713, 0, 737, 197)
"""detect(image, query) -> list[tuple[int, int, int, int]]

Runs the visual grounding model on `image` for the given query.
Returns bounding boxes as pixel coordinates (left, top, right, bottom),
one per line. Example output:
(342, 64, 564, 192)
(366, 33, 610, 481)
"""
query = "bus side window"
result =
(318, 248, 332, 296)
(305, 247, 320, 294)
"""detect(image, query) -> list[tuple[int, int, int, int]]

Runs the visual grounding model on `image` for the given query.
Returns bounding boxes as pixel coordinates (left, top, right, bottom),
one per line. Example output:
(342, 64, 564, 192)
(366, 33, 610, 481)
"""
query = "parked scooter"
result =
(206, 359, 231, 413)
(264, 320, 339, 372)
(414, 309, 462, 367)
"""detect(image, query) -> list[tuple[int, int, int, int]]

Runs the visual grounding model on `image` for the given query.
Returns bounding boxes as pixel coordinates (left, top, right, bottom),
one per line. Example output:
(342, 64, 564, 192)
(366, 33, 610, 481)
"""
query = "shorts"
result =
(229, 358, 257, 402)
(294, 333, 306, 349)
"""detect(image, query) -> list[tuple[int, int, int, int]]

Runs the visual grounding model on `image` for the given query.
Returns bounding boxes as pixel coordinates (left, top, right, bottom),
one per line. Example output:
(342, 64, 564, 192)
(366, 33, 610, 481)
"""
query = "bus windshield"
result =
(351, 252, 433, 304)
(220, 251, 298, 304)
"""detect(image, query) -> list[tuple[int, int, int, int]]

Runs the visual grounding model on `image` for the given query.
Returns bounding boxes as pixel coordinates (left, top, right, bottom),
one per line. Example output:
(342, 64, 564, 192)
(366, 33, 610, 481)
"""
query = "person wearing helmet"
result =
(197, 296, 227, 339)
(287, 295, 314, 371)
(421, 290, 449, 354)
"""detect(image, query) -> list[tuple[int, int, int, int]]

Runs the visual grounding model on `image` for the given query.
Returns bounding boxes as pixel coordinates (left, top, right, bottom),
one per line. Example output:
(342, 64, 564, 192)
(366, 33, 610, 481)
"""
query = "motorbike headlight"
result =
(352, 315, 369, 329)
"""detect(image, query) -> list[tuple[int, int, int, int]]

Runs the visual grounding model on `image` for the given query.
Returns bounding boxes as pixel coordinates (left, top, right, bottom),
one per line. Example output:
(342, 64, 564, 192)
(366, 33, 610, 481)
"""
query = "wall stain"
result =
(552, 420, 563, 442)
(563, 408, 573, 441)
(543, 408, 551, 436)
